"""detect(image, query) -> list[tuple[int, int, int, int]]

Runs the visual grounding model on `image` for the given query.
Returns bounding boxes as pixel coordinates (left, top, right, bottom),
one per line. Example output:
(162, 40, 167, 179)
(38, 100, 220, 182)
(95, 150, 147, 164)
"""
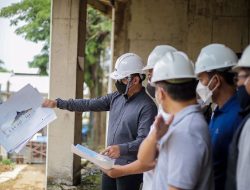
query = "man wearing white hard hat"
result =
(143, 45, 177, 98)
(43, 53, 157, 190)
(226, 45, 250, 190)
(102, 45, 177, 190)
(195, 43, 242, 190)
(138, 51, 214, 190)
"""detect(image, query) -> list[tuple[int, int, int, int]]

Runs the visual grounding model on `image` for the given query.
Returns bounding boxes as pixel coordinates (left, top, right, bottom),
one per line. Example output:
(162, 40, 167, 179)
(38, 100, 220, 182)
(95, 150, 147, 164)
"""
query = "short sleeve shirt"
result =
(237, 119, 250, 190)
(152, 105, 214, 190)
(209, 94, 242, 188)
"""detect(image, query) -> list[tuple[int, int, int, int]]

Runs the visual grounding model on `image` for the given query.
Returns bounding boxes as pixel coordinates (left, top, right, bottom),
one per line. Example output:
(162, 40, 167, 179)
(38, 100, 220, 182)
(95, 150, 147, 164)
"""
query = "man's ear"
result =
(158, 87, 165, 100)
(213, 74, 221, 89)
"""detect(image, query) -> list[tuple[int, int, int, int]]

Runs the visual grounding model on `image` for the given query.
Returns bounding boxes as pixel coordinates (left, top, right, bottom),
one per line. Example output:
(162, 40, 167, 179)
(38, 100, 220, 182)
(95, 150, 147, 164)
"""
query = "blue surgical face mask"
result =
(237, 85, 250, 110)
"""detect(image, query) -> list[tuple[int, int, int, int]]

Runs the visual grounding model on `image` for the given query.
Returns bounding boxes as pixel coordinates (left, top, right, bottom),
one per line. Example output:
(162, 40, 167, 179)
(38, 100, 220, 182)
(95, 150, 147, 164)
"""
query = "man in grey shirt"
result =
(226, 45, 250, 190)
(138, 51, 214, 190)
(43, 53, 157, 190)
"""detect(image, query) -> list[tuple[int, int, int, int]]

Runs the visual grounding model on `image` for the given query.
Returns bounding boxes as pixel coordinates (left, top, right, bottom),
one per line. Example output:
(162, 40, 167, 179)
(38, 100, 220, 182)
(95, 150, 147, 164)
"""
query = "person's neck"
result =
(162, 98, 197, 114)
(127, 85, 142, 98)
(214, 85, 235, 108)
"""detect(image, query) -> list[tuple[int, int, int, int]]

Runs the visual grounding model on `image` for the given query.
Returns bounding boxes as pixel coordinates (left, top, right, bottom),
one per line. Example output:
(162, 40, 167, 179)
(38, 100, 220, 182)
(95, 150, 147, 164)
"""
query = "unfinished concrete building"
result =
(47, 0, 250, 187)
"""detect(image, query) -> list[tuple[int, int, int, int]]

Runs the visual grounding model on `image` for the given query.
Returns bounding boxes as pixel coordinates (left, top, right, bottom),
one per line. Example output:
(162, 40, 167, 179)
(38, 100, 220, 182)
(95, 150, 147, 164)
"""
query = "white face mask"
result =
(155, 87, 170, 122)
(158, 105, 170, 122)
(196, 76, 217, 105)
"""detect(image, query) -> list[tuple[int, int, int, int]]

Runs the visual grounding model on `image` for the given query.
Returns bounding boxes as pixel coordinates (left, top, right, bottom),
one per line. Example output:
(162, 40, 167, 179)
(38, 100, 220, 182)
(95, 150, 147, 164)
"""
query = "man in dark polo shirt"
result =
(43, 53, 157, 190)
(195, 44, 242, 190)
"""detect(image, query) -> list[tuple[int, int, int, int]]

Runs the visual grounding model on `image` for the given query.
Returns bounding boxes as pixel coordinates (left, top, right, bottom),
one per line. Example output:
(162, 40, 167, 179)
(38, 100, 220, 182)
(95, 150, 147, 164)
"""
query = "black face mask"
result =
(237, 85, 250, 110)
(146, 82, 155, 98)
(115, 80, 128, 95)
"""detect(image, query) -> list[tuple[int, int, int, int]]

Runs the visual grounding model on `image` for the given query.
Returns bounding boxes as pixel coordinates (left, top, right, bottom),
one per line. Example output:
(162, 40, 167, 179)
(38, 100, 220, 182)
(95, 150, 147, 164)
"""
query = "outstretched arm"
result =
(42, 93, 114, 112)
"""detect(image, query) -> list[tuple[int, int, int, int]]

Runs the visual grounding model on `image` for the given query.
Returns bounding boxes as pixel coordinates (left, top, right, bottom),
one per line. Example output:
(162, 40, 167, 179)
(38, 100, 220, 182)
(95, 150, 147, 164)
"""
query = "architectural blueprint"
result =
(0, 84, 56, 152)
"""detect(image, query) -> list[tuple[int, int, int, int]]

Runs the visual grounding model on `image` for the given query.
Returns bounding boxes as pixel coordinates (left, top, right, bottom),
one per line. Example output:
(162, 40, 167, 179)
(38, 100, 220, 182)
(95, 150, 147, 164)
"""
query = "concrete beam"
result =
(46, 0, 86, 187)
(88, 0, 112, 17)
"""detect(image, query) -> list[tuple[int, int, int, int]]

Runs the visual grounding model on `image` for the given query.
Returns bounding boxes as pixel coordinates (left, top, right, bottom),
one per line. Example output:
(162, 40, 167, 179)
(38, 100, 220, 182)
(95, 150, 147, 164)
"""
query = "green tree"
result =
(0, 2, 111, 85)
(85, 6, 111, 95)
(0, 60, 8, 72)
(0, 0, 50, 75)
(85, 6, 111, 146)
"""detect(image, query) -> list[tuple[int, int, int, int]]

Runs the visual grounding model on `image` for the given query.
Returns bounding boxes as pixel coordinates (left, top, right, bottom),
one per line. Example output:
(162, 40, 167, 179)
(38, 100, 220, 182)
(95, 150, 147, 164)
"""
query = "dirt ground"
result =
(0, 164, 14, 173)
(0, 164, 46, 190)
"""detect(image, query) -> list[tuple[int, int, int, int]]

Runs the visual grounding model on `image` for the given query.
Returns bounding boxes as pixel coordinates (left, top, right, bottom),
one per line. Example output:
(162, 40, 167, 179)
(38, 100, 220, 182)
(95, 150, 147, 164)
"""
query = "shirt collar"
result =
(125, 87, 145, 102)
(160, 104, 202, 143)
(214, 94, 237, 114)
(171, 104, 201, 127)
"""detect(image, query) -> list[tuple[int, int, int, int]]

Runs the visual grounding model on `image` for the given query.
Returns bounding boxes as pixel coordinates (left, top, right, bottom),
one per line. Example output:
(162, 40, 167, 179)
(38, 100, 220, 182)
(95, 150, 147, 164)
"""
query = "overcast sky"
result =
(0, 0, 43, 73)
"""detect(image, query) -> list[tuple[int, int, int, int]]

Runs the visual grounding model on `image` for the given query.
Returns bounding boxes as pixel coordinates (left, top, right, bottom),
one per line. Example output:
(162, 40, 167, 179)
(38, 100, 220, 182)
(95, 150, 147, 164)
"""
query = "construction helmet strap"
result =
(115, 77, 132, 95)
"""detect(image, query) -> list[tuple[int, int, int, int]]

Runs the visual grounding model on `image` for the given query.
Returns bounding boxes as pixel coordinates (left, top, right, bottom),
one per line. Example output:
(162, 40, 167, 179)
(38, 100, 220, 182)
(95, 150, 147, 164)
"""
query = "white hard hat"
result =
(195, 43, 238, 75)
(151, 51, 196, 84)
(143, 45, 177, 71)
(233, 45, 250, 71)
(110, 53, 145, 80)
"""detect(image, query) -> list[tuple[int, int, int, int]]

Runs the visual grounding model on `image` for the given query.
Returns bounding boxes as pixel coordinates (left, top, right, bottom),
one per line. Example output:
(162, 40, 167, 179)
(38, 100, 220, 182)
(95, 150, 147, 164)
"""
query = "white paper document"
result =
(71, 144, 115, 170)
(0, 84, 57, 152)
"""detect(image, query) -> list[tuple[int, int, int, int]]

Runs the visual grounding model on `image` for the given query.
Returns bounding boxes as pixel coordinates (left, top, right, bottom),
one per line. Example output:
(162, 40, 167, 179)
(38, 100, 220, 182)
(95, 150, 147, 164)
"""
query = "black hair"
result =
(238, 68, 250, 74)
(208, 69, 235, 86)
(156, 79, 198, 101)
(131, 73, 146, 83)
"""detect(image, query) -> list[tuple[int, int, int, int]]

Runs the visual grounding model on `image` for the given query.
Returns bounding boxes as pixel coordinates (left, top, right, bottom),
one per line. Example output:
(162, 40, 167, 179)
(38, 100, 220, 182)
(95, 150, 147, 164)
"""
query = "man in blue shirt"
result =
(195, 44, 242, 190)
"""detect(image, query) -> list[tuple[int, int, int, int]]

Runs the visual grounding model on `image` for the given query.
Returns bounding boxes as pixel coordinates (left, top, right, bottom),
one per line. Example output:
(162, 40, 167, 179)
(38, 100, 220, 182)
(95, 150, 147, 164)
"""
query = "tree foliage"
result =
(0, 2, 111, 89)
(0, 0, 50, 75)
(0, 60, 8, 72)
(85, 6, 111, 91)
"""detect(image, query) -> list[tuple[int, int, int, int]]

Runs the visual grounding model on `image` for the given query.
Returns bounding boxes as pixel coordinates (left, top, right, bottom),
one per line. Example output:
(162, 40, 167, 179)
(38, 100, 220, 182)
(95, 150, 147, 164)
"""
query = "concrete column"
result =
(46, 0, 86, 187)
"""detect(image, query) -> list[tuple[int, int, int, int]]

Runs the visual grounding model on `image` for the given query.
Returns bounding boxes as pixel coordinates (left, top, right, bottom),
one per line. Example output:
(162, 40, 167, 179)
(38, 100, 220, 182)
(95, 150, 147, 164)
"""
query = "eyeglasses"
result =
(116, 76, 132, 83)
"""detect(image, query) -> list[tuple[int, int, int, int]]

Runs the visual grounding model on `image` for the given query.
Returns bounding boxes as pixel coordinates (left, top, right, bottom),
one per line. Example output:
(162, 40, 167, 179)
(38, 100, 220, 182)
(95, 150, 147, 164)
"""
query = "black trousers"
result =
(101, 173, 143, 190)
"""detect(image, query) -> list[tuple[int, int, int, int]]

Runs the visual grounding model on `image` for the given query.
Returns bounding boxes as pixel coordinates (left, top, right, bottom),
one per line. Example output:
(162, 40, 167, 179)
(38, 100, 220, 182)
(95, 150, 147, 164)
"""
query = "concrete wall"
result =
(46, 0, 249, 186)
(113, 0, 250, 63)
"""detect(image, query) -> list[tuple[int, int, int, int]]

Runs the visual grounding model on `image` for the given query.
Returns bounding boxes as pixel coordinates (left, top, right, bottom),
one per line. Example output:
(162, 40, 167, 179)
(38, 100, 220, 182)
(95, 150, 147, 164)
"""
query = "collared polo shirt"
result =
(152, 105, 214, 190)
(209, 94, 242, 190)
